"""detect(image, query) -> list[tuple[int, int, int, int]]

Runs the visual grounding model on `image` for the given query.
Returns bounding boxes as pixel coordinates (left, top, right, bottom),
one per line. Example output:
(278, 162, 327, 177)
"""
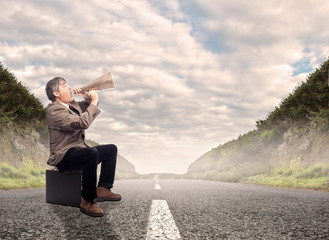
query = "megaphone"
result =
(80, 72, 114, 92)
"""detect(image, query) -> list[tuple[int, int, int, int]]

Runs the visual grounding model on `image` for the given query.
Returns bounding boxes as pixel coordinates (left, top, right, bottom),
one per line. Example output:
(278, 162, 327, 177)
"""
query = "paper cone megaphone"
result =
(80, 72, 114, 92)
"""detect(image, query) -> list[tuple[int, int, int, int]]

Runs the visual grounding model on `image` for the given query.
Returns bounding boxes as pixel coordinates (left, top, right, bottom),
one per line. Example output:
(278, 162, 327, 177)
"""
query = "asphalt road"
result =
(1, 178, 329, 239)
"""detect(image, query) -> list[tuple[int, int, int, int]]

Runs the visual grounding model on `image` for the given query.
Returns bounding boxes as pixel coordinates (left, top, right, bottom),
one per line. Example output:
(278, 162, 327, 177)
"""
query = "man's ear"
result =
(53, 91, 59, 98)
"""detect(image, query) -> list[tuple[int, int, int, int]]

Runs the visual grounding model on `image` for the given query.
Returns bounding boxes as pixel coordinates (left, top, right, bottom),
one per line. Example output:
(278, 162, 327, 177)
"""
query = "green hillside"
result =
(185, 58, 329, 191)
(0, 63, 139, 189)
(0, 63, 48, 168)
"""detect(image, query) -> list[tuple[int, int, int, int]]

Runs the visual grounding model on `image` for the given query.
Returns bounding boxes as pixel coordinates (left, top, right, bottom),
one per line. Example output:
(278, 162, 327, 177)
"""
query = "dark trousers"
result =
(56, 144, 118, 202)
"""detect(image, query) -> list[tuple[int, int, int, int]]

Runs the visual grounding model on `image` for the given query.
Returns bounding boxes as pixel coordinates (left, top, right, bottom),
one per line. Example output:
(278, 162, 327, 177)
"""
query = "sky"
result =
(1, 0, 329, 174)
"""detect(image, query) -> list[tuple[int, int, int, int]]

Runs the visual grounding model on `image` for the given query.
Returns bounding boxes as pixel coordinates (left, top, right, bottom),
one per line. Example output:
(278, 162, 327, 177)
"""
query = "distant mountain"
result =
(86, 140, 140, 179)
(0, 63, 139, 187)
(185, 58, 329, 190)
(116, 154, 141, 179)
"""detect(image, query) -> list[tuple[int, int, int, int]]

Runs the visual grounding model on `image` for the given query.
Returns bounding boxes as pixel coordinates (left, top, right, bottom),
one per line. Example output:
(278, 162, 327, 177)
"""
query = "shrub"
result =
(0, 163, 28, 179)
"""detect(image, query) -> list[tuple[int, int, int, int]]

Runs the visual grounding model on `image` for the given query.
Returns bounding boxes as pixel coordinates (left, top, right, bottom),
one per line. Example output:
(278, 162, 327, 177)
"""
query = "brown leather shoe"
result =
(95, 187, 122, 202)
(80, 197, 104, 217)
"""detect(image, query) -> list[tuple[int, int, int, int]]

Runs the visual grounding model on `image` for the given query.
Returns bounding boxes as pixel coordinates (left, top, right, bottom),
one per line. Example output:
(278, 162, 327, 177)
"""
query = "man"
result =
(45, 77, 121, 217)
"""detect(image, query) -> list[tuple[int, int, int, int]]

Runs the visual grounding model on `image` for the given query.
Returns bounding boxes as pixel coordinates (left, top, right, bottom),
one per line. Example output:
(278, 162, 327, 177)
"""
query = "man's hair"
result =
(45, 77, 66, 101)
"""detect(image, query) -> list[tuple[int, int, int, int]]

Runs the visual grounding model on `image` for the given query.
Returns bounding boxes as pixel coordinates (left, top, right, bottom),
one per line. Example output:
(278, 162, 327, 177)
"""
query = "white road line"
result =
(146, 200, 182, 240)
(154, 175, 161, 190)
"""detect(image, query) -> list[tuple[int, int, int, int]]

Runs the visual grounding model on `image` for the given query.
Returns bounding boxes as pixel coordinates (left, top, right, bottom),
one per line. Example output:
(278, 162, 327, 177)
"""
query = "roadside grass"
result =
(243, 162, 329, 191)
(0, 160, 45, 190)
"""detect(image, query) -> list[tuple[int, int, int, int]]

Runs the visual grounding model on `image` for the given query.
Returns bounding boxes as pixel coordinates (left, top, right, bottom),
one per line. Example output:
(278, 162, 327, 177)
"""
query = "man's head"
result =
(45, 77, 73, 103)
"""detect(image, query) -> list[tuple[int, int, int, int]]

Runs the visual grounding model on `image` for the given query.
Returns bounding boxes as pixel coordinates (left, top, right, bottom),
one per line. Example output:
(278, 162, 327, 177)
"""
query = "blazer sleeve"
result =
(48, 103, 101, 131)
(77, 99, 95, 113)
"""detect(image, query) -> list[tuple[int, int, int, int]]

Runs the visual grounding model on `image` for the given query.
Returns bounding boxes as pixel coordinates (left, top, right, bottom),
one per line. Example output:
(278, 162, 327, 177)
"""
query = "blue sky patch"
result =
(293, 58, 313, 76)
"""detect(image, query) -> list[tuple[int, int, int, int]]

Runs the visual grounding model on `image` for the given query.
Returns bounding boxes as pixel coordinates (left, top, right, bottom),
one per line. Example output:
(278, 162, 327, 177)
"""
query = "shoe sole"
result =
(95, 197, 121, 202)
(80, 207, 104, 217)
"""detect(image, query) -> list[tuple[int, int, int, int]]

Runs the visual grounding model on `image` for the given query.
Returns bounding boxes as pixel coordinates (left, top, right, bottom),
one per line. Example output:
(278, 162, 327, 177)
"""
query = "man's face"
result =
(54, 80, 73, 104)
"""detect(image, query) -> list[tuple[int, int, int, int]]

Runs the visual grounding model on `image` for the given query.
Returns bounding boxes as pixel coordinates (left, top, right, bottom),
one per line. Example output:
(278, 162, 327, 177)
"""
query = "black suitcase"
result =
(46, 169, 81, 207)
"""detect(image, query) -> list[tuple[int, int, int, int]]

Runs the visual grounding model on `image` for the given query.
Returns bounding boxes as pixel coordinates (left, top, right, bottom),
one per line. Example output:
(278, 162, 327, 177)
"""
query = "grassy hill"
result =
(185, 58, 329, 191)
(0, 63, 140, 189)
(0, 63, 48, 167)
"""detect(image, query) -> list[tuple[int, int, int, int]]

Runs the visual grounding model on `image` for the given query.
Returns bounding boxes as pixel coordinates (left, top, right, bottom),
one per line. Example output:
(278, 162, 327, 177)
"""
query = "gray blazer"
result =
(46, 99, 101, 166)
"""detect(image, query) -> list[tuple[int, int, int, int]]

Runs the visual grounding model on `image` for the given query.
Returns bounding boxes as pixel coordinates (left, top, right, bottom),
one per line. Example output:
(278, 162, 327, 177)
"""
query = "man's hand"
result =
(73, 86, 89, 99)
(88, 90, 99, 106)
(73, 87, 99, 106)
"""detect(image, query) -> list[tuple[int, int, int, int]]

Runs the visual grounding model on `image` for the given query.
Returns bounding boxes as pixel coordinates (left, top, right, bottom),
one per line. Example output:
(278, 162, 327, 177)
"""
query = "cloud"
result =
(1, 0, 329, 173)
